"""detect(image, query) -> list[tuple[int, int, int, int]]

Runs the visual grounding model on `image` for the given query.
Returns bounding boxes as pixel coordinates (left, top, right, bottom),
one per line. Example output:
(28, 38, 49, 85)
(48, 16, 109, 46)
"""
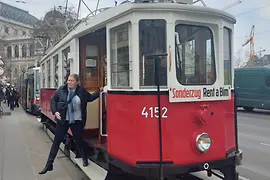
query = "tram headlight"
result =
(196, 133, 212, 153)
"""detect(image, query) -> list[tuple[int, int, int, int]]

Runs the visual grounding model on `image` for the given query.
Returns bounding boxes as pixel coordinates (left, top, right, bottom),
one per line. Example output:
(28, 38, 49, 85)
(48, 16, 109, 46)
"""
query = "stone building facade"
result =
(0, 2, 39, 85)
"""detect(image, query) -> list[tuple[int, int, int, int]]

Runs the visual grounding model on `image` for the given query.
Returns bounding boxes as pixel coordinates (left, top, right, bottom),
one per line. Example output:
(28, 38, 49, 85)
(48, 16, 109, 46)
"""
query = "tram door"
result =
(80, 28, 107, 144)
(26, 77, 34, 110)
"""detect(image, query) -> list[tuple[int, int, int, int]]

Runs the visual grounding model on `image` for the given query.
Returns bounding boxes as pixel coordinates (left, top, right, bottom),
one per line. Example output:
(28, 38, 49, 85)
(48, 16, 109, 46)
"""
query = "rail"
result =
(99, 91, 107, 137)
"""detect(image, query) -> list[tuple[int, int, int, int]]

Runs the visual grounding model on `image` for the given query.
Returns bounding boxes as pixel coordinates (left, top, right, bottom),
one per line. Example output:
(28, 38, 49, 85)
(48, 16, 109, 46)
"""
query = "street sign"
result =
(0, 67, 4, 76)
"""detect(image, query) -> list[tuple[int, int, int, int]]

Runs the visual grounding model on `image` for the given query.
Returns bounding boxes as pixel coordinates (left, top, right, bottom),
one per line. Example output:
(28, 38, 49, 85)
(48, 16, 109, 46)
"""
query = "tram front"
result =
(106, 2, 242, 180)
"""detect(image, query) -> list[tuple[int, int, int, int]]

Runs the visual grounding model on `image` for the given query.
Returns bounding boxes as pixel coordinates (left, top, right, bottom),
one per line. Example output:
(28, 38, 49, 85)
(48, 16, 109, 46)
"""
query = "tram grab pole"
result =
(146, 52, 167, 180)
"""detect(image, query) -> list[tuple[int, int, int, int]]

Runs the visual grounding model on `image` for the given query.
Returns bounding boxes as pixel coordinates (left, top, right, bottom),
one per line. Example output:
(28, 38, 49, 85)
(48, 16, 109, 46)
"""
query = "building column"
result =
(19, 44, 22, 58)
(4, 46, 7, 58)
(27, 44, 30, 57)
(11, 44, 15, 58)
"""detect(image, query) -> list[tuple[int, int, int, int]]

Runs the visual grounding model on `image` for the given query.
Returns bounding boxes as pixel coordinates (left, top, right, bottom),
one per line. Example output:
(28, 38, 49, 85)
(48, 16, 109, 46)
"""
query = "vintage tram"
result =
(20, 66, 41, 115)
(39, 0, 242, 179)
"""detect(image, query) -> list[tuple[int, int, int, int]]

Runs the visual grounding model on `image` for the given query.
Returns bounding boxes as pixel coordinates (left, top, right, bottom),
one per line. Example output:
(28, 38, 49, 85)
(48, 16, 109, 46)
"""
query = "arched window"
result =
(7, 46, 11, 58)
(22, 45, 27, 57)
(29, 44, 34, 56)
(14, 45, 19, 58)
(14, 68, 18, 77)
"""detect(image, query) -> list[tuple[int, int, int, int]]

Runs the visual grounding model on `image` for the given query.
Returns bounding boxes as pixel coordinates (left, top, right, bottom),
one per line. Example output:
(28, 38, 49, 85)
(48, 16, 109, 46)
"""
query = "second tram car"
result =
(20, 66, 41, 115)
(39, 0, 242, 179)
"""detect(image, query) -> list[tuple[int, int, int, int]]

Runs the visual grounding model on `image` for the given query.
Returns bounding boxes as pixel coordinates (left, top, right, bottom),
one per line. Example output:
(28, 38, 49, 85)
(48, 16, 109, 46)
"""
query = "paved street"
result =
(237, 108, 270, 180)
(0, 105, 89, 180)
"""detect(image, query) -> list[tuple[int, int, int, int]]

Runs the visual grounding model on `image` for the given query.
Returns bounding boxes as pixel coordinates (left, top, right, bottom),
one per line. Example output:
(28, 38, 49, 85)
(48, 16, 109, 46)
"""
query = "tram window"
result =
(41, 63, 45, 88)
(110, 22, 131, 88)
(139, 19, 167, 87)
(224, 28, 232, 85)
(80, 44, 100, 88)
(36, 70, 40, 94)
(175, 24, 216, 85)
(47, 59, 51, 88)
(62, 47, 71, 84)
(53, 54, 59, 88)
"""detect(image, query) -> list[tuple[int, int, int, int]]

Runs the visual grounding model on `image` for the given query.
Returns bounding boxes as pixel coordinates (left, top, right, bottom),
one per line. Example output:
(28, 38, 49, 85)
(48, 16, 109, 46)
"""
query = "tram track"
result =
(237, 109, 270, 180)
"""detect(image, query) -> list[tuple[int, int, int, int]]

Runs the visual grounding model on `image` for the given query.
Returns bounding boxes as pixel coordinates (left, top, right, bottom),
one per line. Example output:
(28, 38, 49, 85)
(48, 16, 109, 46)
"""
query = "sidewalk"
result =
(0, 105, 89, 180)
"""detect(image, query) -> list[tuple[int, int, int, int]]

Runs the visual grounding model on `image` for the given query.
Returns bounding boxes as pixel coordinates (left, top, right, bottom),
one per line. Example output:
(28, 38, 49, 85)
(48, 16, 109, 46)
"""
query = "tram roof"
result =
(40, 2, 236, 63)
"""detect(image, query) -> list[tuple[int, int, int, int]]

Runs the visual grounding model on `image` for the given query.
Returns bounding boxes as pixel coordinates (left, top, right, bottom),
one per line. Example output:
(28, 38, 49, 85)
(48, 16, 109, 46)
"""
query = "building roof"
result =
(0, 1, 38, 26)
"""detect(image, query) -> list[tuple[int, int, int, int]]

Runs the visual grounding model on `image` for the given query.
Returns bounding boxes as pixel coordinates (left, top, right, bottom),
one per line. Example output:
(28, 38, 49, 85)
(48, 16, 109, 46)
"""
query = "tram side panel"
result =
(40, 89, 56, 121)
(107, 91, 236, 174)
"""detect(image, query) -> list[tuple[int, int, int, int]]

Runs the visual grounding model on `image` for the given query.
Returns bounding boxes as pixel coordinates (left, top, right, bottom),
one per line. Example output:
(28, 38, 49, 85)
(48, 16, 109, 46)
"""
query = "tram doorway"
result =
(79, 27, 107, 146)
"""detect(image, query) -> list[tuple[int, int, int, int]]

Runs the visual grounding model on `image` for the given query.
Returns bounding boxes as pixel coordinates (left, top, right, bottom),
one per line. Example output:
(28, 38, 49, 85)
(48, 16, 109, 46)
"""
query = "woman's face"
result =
(67, 76, 78, 89)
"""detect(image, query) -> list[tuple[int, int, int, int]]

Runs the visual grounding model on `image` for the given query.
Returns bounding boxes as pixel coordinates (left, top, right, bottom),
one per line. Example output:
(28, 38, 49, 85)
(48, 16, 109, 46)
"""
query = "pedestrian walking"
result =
(39, 73, 103, 175)
(9, 87, 16, 110)
(14, 88, 20, 108)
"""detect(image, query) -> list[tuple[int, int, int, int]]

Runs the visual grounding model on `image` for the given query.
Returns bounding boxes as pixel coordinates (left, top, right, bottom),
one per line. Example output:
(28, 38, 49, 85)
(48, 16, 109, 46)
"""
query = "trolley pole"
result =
(146, 52, 167, 180)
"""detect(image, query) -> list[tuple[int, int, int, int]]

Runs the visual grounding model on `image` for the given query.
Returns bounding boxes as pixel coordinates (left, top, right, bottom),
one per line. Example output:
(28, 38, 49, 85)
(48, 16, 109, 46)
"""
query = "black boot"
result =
(39, 156, 54, 175)
(78, 148, 88, 167)
(83, 157, 89, 167)
(39, 164, 53, 174)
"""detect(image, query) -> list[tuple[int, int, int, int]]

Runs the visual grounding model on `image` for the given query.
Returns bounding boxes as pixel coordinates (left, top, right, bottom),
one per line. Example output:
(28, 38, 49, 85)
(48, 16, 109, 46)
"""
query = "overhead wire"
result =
(236, 29, 270, 39)
(232, 2, 270, 42)
(234, 2, 270, 17)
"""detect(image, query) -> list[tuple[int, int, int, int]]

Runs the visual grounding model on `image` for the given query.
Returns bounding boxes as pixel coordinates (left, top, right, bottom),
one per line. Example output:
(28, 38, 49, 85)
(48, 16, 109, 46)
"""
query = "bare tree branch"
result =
(31, 6, 77, 54)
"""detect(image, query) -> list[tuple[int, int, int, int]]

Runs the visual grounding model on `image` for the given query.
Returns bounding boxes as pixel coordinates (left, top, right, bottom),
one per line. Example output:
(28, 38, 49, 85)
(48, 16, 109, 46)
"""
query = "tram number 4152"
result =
(141, 107, 168, 119)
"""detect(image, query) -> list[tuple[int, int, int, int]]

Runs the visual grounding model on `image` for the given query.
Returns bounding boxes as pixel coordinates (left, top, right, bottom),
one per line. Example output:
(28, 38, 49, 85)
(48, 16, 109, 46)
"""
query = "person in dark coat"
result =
(9, 88, 16, 110)
(6, 87, 10, 107)
(39, 73, 103, 175)
(14, 88, 20, 108)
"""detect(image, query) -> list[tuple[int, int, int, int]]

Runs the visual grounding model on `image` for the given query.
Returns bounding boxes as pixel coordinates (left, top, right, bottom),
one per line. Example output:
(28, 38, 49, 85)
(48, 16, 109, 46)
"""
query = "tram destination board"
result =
(169, 85, 231, 102)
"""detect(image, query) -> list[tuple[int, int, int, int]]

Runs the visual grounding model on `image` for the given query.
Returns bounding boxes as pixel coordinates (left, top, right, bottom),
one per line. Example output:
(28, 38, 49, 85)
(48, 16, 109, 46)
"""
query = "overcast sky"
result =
(2, 0, 270, 62)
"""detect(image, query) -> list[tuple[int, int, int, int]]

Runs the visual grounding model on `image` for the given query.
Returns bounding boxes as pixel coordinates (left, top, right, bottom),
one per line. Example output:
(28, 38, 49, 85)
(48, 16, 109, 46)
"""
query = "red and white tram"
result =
(39, 0, 242, 179)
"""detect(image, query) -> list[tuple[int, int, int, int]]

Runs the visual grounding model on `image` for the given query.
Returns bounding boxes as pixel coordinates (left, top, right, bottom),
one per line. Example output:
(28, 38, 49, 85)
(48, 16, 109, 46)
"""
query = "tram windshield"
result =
(139, 19, 167, 87)
(175, 24, 216, 85)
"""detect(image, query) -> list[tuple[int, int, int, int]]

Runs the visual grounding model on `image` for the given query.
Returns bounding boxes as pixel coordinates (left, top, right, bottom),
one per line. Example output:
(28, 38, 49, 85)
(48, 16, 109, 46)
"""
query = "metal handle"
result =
(99, 91, 107, 137)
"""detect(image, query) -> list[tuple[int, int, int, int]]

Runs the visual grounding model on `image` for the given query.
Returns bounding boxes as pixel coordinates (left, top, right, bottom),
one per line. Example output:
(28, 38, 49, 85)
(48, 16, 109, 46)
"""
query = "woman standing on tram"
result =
(39, 73, 103, 174)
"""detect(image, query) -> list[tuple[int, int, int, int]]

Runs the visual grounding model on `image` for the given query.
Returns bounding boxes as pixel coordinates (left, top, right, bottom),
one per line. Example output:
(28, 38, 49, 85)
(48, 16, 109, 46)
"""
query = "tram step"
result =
(74, 158, 107, 180)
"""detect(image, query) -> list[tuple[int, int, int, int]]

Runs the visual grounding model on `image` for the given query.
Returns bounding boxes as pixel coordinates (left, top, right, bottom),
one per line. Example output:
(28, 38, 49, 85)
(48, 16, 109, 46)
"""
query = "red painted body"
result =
(107, 92, 236, 166)
(40, 89, 56, 121)
(40, 89, 73, 136)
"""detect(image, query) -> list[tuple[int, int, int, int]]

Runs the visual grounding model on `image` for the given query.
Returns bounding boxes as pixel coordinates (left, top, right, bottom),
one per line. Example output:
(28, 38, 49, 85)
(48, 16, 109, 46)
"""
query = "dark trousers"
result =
(15, 100, 19, 107)
(9, 100, 14, 110)
(46, 120, 85, 166)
